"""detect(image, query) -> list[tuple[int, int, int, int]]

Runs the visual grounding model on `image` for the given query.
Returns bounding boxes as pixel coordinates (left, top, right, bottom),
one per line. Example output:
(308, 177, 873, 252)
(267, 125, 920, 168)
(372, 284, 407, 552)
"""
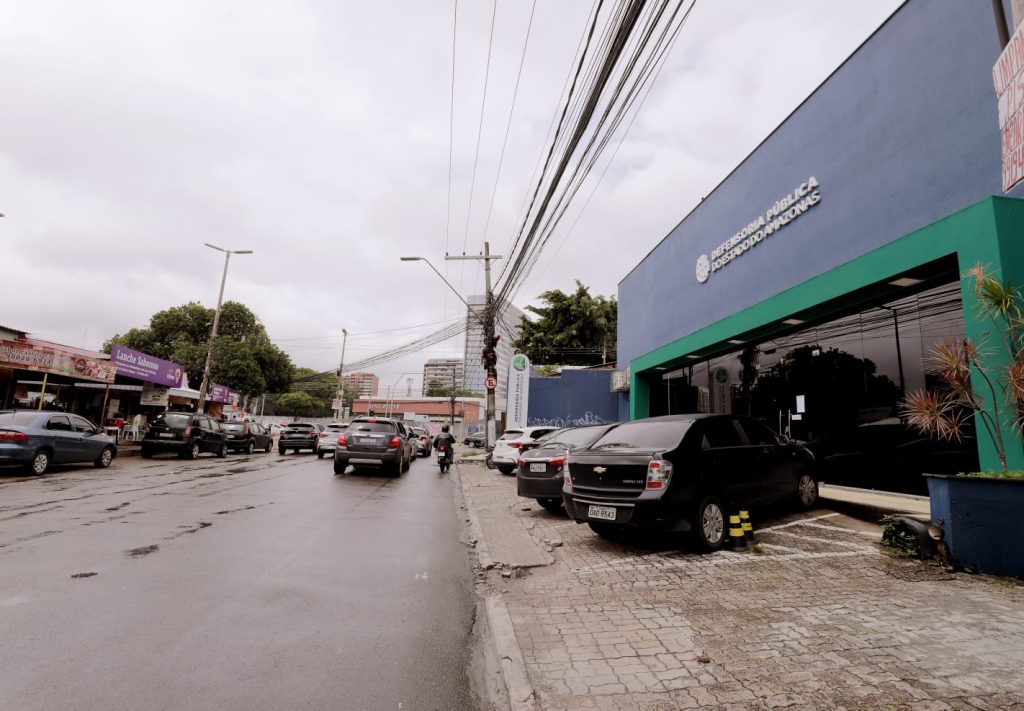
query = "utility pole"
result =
(445, 241, 503, 448)
(198, 244, 252, 410)
(333, 328, 348, 419)
(450, 366, 457, 431)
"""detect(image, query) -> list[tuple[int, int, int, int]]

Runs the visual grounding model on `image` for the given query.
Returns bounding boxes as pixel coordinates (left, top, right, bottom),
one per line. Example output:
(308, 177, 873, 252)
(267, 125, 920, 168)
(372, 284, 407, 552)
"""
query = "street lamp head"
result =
(399, 256, 423, 262)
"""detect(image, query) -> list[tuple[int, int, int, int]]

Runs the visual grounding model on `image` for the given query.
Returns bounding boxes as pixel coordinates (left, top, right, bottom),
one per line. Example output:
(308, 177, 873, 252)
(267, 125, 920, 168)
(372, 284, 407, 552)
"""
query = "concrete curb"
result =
(485, 596, 538, 711)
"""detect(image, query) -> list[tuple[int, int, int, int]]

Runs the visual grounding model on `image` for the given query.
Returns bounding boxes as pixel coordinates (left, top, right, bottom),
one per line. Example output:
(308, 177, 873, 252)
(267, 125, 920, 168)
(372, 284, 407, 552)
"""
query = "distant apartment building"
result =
(463, 296, 525, 399)
(343, 372, 379, 397)
(423, 358, 463, 393)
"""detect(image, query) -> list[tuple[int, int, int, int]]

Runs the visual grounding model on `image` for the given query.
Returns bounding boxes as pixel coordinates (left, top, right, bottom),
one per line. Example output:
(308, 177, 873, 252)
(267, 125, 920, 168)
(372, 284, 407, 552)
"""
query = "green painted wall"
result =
(629, 197, 1024, 473)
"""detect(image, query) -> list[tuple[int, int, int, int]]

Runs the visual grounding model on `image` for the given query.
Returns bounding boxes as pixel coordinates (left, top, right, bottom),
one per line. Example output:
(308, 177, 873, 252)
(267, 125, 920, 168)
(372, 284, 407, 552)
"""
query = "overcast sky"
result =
(1, 1, 903, 393)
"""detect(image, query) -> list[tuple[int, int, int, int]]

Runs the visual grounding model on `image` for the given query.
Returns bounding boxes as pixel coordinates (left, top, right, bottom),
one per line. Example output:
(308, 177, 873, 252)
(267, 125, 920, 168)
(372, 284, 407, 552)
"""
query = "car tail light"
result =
(337, 434, 347, 447)
(390, 436, 401, 448)
(320, 432, 328, 439)
(646, 456, 673, 490)
(562, 451, 572, 486)
(0, 430, 27, 442)
(518, 459, 526, 468)
(182, 426, 192, 438)
(508, 441, 522, 449)
(548, 457, 565, 468)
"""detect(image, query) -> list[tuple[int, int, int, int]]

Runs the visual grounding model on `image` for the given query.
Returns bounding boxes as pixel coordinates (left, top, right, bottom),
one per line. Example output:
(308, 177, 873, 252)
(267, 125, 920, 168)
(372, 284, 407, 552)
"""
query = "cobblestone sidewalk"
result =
(461, 464, 1024, 710)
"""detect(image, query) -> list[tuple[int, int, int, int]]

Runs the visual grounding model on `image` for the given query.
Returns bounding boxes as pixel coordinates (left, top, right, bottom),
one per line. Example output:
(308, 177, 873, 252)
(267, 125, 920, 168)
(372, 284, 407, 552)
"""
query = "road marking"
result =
(759, 530, 875, 553)
(414, 571, 429, 580)
(796, 521, 879, 537)
(756, 512, 840, 533)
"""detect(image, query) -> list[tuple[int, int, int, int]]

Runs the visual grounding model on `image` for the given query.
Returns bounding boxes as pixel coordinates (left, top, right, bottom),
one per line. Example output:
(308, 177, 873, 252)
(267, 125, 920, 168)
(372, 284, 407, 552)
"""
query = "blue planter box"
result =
(925, 474, 1024, 580)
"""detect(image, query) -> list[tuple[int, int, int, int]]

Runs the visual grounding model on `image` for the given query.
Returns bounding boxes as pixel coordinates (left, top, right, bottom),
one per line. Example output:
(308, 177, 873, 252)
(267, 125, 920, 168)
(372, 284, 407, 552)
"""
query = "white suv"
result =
(491, 426, 559, 475)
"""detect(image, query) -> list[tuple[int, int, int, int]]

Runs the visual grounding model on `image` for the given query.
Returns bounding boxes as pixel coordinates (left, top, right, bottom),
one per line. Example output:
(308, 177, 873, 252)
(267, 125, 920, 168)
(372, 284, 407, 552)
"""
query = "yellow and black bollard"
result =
(729, 513, 746, 550)
(740, 510, 753, 546)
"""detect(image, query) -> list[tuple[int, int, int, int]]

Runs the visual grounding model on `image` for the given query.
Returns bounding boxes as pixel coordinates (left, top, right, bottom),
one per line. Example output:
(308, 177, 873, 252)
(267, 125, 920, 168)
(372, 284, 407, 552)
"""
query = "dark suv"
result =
(278, 423, 322, 455)
(223, 421, 273, 454)
(141, 412, 228, 460)
(563, 414, 818, 550)
(333, 417, 414, 476)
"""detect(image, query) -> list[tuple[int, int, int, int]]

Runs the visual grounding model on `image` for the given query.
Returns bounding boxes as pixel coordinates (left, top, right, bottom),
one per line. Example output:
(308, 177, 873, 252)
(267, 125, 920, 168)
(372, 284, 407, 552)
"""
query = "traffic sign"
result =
(485, 375, 497, 391)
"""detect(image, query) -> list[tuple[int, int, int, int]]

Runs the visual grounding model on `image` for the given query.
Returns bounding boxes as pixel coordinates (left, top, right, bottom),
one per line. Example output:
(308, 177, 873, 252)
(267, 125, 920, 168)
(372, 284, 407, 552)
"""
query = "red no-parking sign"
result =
(485, 375, 497, 391)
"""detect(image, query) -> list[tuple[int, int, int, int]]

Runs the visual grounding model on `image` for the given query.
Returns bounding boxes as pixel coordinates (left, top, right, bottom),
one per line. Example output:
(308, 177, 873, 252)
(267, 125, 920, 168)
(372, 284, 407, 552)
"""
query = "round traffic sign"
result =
(485, 375, 497, 390)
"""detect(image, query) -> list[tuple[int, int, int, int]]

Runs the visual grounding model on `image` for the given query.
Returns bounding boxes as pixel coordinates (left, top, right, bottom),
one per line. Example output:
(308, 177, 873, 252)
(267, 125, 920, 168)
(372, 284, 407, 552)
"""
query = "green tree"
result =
(275, 391, 325, 417)
(106, 301, 293, 396)
(512, 281, 617, 366)
(424, 379, 447, 397)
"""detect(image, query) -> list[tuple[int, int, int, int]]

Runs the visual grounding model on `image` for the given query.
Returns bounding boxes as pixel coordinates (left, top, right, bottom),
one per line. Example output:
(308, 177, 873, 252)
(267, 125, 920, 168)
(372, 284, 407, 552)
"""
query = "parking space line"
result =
(757, 513, 839, 533)
(796, 522, 880, 537)
(760, 530, 876, 553)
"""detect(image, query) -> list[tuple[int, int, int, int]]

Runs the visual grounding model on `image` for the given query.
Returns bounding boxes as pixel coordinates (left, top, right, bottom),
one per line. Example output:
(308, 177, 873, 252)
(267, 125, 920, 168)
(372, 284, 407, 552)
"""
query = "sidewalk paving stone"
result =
(460, 464, 1024, 710)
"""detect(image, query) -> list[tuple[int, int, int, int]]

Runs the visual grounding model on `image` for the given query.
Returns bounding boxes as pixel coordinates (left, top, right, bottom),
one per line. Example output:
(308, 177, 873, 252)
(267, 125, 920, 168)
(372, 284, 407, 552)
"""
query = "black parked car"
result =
(223, 421, 273, 454)
(563, 414, 818, 550)
(517, 424, 618, 513)
(333, 417, 414, 476)
(806, 419, 978, 496)
(463, 431, 485, 448)
(141, 412, 228, 460)
(0, 410, 117, 475)
(278, 423, 323, 455)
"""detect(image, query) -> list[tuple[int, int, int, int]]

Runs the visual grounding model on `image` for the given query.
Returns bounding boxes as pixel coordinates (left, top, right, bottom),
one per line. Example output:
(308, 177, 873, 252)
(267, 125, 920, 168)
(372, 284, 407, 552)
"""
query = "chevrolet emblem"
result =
(593, 466, 607, 474)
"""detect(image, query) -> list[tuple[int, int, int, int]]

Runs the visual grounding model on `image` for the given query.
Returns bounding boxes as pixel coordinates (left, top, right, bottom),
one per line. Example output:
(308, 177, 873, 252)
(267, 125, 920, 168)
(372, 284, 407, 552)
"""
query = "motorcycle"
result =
(437, 445, 451, 473)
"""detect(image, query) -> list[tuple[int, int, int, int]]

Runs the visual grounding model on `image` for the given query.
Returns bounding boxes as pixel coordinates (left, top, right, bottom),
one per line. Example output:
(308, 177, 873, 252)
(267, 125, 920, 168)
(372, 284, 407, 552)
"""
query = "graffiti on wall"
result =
(527, 411, 610, 427)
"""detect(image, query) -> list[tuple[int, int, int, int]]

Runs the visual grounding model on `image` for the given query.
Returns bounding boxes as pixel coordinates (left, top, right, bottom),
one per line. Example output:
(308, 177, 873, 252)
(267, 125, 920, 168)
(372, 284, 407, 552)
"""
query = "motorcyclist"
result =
(433, 425, 456, 465)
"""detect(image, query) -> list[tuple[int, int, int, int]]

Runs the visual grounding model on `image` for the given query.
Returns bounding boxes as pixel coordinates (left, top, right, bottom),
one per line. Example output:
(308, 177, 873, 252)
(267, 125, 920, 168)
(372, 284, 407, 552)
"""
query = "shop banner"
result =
(994, 21, 1024, 191)
(0, 339, 116, 383)
(141, 382, 170, 407)
(110, 344, 184, 387)
(506, 353, 530, 429)
(210, 384, 236, 404)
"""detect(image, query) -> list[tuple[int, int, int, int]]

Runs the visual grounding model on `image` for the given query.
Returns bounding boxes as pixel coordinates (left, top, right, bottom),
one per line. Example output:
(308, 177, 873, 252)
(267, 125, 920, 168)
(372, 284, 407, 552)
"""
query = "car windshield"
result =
(349, 422, 395, 433)
(498, 430, 523, 441)
(538, 427, 608, 450)
(154, 413, 192, 427)
(0, 411, 40, 426)
(223, 424, 245, 432)
(589, 421, 691, 450)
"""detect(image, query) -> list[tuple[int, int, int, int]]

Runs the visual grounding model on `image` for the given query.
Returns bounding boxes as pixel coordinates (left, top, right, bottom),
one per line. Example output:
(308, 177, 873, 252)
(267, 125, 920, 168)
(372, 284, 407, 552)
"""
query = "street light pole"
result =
(401, 245, 503, 447)
(333, 328, 348, 419)
(444, 242, 502, 448)
(197, 243, 252, 410)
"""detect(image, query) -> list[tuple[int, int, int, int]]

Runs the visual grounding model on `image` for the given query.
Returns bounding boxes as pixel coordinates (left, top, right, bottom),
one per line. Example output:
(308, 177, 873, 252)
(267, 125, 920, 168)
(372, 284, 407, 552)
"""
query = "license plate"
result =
(588, 505, 617, 521)
(530, 462, 547, 473)
(158, 432, 175, 439)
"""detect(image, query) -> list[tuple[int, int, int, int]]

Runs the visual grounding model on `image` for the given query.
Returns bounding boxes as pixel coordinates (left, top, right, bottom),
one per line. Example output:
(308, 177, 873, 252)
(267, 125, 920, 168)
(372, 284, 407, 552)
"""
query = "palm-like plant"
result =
(901, 265, 1024, 474)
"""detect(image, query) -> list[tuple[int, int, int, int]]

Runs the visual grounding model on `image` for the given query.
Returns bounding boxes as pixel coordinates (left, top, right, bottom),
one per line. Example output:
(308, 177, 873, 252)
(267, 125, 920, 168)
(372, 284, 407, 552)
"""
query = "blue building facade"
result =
(617, 0, 1024, 472)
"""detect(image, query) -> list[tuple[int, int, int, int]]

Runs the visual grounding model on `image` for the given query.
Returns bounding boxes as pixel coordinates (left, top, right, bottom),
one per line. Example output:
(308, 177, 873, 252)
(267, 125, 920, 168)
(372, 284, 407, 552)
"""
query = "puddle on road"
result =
(214, 505, 257, 515)
(105, 502, 130, 512)
(125, 544, 159, 558)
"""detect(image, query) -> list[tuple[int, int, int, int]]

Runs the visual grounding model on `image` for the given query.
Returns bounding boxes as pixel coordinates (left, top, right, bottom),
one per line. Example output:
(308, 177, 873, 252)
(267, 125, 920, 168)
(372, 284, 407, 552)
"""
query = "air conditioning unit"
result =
(611, 369, 630, 392)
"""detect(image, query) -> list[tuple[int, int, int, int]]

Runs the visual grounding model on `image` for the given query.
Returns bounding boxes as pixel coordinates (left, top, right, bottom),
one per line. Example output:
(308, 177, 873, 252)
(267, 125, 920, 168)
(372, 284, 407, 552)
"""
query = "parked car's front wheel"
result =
(217, 443, 228, 458)
(317, 450, 325, 459)
(246, 440, 254, 455)
(797, 471, 819, 509)
(25, 449, 50, 476)
(693, 495, 726, 551)
(94, 446, 114, 468)
(140, 447, 153, 459)
(278, 446, 286, 455)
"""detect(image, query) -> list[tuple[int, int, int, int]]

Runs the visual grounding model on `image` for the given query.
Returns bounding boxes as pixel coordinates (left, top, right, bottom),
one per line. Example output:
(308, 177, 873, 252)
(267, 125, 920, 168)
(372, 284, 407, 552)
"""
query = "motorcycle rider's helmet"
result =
(441, 425, 450, 433)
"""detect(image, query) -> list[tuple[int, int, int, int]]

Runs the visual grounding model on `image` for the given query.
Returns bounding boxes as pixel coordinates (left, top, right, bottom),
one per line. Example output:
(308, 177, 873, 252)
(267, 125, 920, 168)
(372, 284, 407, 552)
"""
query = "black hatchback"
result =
(141, 412, 228, 460)
(278, 423, 322, 454)
(563, 414, 818, 550)
(516, 424, 617, 513)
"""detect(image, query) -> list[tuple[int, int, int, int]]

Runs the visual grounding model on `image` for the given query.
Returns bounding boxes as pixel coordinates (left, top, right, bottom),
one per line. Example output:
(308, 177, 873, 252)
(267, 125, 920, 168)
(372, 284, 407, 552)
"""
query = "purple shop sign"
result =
(210, 384, 236, 404)
(111, 344, 184, 387)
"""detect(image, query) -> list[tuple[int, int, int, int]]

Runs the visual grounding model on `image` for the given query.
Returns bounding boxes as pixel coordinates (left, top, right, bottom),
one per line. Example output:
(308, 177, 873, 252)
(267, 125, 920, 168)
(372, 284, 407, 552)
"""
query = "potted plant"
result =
(902, 265, 1024, 579)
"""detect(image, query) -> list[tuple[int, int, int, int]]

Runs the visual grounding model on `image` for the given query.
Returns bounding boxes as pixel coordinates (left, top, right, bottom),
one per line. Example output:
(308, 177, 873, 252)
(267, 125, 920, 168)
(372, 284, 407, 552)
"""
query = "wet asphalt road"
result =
(0, 449, 478, 710)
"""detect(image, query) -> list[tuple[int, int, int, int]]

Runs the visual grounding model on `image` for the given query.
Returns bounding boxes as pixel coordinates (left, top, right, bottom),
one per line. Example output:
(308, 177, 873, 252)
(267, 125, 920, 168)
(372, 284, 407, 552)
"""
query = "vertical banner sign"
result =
(993, 22, 1024, 191)
(506, 353, 530, 429)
